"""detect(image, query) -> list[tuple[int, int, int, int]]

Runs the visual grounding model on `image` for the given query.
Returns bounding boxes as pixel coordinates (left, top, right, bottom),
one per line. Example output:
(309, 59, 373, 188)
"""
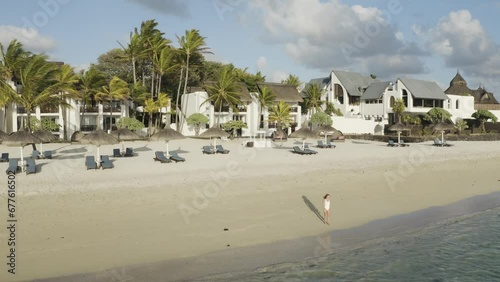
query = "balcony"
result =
(80, 106, 99, 113)
(236, 105, 247, 112)
(40, 105, 59, 113)
(103, 105, 122, 113)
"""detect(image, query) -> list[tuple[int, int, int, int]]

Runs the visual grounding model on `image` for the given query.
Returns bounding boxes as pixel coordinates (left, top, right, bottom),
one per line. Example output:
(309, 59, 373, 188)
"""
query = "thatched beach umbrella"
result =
(199, 127, 229, 148)
(3, 131, 43, 171)
(389, 123, 410, 144)
(71, 131, 85, 143)
(433, 122, 455, 144)
(111, 128, 141, 153)
(33, 130, 56, 155)
(150, 128, 186, 157)
(289, 127, 317, 149)
(79, 130, 119, 159)
(315, 125, 342, 144)
(0, 130, 9, 143)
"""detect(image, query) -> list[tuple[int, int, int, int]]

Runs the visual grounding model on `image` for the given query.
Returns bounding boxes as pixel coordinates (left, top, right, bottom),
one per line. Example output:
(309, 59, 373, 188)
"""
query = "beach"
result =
(0, 138, 499, 281)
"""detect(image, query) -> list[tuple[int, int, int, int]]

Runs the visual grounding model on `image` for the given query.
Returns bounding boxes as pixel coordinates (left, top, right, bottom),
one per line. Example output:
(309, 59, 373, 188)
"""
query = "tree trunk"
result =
(180, 54, 190, 132)
(3, 105, 8, 132)
(218, 104, 222, 127)
(175, 67, 184, 131)
(132, 57, 137, 85)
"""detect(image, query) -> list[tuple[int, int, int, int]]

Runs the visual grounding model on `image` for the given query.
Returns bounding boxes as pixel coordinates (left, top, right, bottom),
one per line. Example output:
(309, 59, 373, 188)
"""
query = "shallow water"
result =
(198, 207, 500, 282)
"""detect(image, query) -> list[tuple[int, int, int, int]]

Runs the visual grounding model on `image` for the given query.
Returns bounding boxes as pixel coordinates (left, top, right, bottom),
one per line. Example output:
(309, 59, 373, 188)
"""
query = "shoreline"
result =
(0, 140, 498, 281)
(38, 190, 500, 282)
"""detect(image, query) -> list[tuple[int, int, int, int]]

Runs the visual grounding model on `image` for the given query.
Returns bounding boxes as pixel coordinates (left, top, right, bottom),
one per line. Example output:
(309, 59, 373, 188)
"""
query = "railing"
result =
(102, 105, 121, 112)
(80, 125, 97, 131)
(237, 106, 247, 112)
(80, 106, 99, 113)
(40, 105, 59, 113)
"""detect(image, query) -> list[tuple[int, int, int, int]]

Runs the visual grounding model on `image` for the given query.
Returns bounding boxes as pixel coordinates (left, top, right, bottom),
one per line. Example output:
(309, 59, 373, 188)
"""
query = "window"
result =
(402, 90, 408, 107)
(390, 96, 395, 107)
(456, 100, 460, 110)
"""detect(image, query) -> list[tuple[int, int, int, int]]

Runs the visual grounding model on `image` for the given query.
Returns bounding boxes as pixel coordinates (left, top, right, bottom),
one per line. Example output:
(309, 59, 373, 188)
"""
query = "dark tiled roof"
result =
(361, 82, 391, 100)
(332, 70, 378, 97)
(399, 78, 448, 100)
(256, 82, 303, 102)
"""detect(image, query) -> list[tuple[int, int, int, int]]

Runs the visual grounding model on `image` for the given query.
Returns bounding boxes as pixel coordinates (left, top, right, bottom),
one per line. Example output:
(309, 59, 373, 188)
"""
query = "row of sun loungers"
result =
(153, 151, 186, 163)
(202, 145, 230, 154)
(5, 158, 36, 175)
(317, 140, 336, 148)
(387, 140, 410, 147)
(32, 150, 53, 159)
(113, 148, 134, 157)
(85, 155, 114, 170)
(433, 138, 454, 147)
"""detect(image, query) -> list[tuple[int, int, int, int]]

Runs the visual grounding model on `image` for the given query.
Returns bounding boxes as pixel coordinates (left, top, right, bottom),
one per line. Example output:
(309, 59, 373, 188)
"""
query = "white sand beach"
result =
(0, 138, 499, 281)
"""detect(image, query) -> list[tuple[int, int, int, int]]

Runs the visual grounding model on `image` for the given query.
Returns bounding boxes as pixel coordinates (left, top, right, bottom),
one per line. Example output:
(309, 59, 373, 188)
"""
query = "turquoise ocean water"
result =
(199, 206, 500, 282)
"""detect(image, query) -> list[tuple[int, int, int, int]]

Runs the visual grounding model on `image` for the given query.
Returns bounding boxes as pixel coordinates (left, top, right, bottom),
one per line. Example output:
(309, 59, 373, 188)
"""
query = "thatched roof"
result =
(444, 72, 499, 104)
(202, 82, 253, 102)
(256, 82, 303, 102)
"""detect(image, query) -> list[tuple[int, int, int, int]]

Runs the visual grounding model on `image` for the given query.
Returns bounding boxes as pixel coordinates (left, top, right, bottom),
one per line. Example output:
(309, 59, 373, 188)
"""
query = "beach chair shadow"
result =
(302, 196, 324, 223)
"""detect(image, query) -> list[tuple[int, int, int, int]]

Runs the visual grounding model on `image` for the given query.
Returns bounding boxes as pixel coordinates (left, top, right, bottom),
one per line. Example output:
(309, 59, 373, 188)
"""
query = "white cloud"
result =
(0, 25, 56, 53)
(269, 70, 289, 83)
(256, 56, 267, 70)
(424, 10, 497, 67)
(126, 0, 190, 17)
(248, 0, 425, 77)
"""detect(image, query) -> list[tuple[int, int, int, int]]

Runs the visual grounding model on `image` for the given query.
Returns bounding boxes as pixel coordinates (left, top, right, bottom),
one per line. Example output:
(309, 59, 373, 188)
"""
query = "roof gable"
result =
(332, 70, 378, 97)
(361, 82, 391, 100)
(399, 78, 448, 100)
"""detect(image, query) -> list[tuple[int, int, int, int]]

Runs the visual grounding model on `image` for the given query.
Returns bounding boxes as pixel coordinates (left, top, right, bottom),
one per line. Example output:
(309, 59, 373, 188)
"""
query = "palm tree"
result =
(303, 83, 324, 117)
(53, 64, 79, 140)
(96, 76, 130, 131)
(143, 98, 159, 136)
(4, 54, 63, 131)
(77, 66, 107, 128)
(0, 39, 29, 82)
(117, 31, 142, 84)
(269, 101, 293, 142)
(153, 46, 177, 97)
(281, 74, 301, 90)
(253, 86, 276, 129)
(156, 92, 170, 128)
(177, 29, 212, 129)
(202, 66, 241, 127)
(146, 36, 171, 99)
(392, 98, 405, 123)
(0, 88, 10, 131)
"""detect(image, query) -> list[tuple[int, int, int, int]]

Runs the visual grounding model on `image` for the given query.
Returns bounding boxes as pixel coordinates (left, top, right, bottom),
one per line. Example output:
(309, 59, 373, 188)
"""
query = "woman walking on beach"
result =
(323, 194, 331, 225)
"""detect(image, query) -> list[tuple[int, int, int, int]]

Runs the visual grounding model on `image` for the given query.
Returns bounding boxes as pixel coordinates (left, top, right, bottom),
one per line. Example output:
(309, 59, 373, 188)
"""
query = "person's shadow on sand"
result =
(302, 195, 324, 222)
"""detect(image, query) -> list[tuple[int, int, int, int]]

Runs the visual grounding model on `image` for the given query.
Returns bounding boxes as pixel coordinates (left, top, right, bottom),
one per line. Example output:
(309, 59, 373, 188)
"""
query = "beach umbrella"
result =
(32, 130, 56, 155)
(79, 130, 119, 159)
(433, 122, 455, 144)
(315, 125, 342, 144)
(0, 130, 9, 143)
(289, 127, 317, 149)
(389, 123, 410, 144)
(150, 128, 186, 157)
(111, 128, 141, 153)
(71, 131, 85, 143)
(199, 127, 229, 148)
(3, 131, 43, 171)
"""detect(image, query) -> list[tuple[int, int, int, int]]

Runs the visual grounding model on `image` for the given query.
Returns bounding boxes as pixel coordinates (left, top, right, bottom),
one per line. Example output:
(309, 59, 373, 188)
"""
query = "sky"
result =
(1, 0, 499, 100)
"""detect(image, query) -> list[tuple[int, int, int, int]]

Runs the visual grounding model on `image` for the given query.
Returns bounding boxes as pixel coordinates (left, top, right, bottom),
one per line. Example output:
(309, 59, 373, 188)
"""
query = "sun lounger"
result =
(387, 140, 399, 147)
(113, 148, 122, 157)
(124, 147, 134, 157)
(0, 153, 9, 162)
(317, 140, 328, 148)
(6, 159, 19, 174)
(153, 151, 171, 163)
(434, 138, 453, 147)
(202, 146, 216, 155)
(85, 156, 98, 170)
(32, 150, 41, 159)
(304, 144, 318, 154)
(292, 146, 309, 155)
(169, 152, 185, 162)
(215, 145, 230, 154)
(399, 140, 410, 147)
(25, 158, 36, 174)
(326, 140, 337, 148)
(100, 155, 114, 169)
(43, 151, 53, 159)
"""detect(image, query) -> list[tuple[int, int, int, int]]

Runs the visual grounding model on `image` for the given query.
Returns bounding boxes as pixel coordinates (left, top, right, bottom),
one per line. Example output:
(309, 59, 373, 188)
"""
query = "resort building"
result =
(179, 82, 302, 137)
(0, 80, 131, 140)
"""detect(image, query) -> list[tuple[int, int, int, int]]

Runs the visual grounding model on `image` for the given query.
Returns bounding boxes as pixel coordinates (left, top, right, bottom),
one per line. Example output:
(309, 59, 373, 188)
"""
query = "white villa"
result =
(180, 82, 303, 137)
(304, 70, 499, 134)
(0, 79, 131, 140)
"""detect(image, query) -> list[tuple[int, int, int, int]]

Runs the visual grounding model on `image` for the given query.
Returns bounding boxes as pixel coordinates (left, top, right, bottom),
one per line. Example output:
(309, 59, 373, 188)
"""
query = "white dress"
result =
(324, 199, 330, 210)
